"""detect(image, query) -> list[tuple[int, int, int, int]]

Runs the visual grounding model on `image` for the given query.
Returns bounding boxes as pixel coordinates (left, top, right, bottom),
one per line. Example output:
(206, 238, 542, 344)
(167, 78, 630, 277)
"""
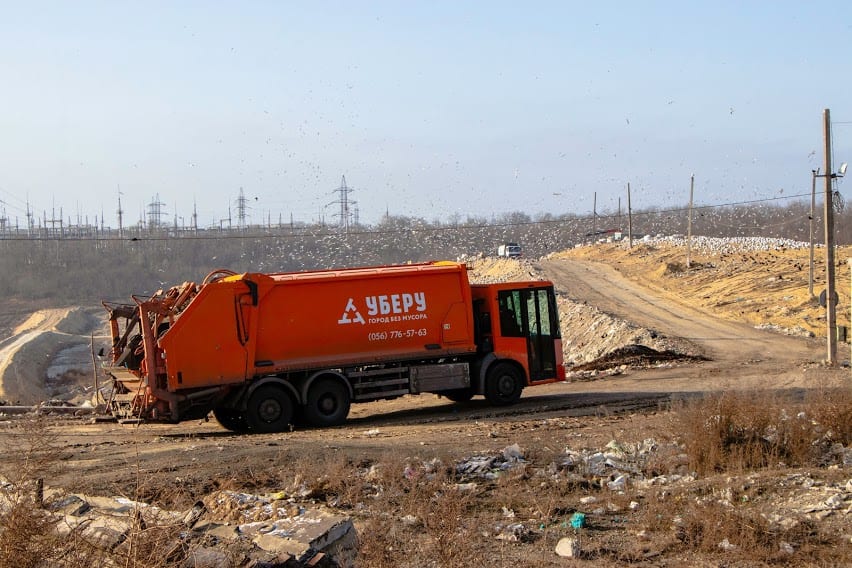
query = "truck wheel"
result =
(484, 363, 524, 406)
(303, 379, 350, 427)
(442, 387, 475, 403)
(213, 408, 250, 433)
(246, 385, 294, 433)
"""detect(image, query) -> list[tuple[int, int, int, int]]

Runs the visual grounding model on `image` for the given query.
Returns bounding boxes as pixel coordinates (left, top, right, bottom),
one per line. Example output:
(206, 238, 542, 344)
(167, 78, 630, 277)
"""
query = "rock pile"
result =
(641, 235, 810, 255)
(0, 483, 356, 567)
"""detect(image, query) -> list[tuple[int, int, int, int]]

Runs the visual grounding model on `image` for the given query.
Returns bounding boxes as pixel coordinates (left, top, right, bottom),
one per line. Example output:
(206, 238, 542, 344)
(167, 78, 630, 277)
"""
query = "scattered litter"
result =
(569, 512, 586, 529)
(456, 445, 526, 480)
(555, 536, 581, 558)
(495, 522, 529, 542)
(607, 474, 628, 491)
(717, 538, 737, 551)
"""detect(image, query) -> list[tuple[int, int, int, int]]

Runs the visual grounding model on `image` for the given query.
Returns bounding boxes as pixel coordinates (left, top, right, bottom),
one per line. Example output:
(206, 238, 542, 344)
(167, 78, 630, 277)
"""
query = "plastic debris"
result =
(569, 512, 586, 529)
(555, 536, 581, 558)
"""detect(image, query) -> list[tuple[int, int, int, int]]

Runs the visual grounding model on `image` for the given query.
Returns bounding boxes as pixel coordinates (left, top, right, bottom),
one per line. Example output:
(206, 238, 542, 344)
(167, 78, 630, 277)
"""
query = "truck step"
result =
(353, 388, 410, 401)
(352, 377, 409, 390)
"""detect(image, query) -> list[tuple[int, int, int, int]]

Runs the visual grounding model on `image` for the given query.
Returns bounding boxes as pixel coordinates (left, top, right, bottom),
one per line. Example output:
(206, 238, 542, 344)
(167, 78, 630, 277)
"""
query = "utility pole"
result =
(686, 174, 694, 269)
(809, 169, 818, 298)
(25, 198, 33, 238)
(627, 183, 633, 248)
(117, 186, 124, 239)
(822, 108, 837, 366)
(592, 192, 597, 242)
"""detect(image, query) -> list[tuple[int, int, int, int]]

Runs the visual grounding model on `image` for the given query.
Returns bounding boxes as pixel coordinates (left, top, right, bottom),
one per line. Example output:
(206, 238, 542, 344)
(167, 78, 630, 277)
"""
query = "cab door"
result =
(497, 287, 559, 382)
(524, 288, 559, 382)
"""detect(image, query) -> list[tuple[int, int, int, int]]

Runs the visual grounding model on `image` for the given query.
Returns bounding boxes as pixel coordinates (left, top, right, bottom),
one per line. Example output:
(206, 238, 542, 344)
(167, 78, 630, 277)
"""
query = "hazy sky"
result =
(1, 1, 850, 228)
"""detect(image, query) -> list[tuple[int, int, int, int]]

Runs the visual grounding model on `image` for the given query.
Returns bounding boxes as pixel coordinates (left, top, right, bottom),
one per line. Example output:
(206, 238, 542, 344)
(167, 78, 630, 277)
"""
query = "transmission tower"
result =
(235, 187, 249, 229)
(328, 175, 355, 233)
(146, 193, 167, 231)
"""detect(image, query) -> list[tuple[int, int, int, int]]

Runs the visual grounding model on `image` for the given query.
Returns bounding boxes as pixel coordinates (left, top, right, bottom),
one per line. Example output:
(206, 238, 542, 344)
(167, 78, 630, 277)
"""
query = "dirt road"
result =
(541, 258, 840, 393)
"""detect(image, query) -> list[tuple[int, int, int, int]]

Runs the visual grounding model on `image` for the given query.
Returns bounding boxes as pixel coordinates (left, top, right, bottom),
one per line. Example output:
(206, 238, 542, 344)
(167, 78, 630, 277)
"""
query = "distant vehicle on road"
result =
(497, 243, 522, 258)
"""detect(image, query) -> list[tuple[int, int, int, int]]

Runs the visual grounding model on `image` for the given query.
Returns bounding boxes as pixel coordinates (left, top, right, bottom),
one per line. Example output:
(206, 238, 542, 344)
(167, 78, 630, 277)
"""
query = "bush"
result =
(677, 388, 852, 475)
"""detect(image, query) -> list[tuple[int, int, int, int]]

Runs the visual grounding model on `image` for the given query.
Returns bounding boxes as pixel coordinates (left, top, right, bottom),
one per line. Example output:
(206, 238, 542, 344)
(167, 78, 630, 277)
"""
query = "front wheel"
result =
(303, 378, 351, 427)
(484, 362, 525, 406)
(246, 385, 294, 433)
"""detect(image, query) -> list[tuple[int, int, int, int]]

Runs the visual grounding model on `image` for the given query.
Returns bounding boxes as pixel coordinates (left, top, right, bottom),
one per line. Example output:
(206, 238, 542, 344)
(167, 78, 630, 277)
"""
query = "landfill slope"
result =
(0, 307, 102, 404)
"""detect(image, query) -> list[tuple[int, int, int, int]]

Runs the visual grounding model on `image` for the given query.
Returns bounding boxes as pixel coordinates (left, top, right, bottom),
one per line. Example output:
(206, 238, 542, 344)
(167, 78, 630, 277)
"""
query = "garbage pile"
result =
(554, 438, 692, 489)
(455, 443, 526, 481)
(0, 483, 356, 567)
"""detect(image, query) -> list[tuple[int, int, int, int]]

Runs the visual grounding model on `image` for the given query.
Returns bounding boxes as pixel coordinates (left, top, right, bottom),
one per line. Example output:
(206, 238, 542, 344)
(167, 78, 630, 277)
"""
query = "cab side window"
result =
(497, 291, 525, 337)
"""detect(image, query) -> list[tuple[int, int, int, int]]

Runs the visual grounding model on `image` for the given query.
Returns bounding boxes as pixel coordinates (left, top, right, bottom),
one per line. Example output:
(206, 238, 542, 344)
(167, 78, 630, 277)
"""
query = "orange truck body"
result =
(102, 261, 565, 432)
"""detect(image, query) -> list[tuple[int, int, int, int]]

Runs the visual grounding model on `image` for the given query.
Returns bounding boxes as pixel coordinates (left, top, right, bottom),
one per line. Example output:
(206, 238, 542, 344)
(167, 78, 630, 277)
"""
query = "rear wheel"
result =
(213, 408, 250, 433)
(484, 362, 524, 406)
(303, 378, 350, 427)
(246, 385, 294, 433)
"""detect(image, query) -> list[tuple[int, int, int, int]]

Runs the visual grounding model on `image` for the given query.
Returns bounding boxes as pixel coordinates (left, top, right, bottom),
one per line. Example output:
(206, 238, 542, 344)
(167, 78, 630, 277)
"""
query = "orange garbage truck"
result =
(102, 261, 565, 432)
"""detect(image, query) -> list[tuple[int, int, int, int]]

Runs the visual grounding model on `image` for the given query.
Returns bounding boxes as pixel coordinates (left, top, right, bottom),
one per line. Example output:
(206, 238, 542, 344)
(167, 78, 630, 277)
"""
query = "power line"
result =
(0, 189, 823, 242)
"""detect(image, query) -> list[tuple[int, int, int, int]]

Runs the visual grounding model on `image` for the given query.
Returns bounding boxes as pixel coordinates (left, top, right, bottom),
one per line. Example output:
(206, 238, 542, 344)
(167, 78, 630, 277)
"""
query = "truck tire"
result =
(213, 408, 250, 433)
(303, 378, 351, 427)
(246, 385, 294, 433)
(484, 362, 524, 406)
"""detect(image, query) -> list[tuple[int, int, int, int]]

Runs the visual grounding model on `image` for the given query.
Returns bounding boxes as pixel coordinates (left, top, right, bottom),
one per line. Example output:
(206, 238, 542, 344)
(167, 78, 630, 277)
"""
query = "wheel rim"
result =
(498, 373, 516, 396)
(257, 398, 282, 423)
(318, 393, 337, 416)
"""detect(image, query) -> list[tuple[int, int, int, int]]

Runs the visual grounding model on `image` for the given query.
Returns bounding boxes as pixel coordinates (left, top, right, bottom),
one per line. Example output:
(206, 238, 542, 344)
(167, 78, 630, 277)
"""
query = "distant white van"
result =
(497, 243, 522, 258)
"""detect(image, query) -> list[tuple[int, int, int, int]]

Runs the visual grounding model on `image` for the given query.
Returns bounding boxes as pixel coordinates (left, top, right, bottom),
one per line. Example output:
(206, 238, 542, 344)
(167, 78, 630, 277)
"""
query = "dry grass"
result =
(2, 402, 850, 567)
(676, 388, 852, 475)
(0, 421, 215, 568)
(0, 418, 66, 567)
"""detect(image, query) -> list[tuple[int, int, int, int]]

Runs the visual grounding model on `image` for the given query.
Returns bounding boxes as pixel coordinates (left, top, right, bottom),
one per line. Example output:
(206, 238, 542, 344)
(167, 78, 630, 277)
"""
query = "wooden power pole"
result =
(823, 108, 837, 366)
(592, 192, 597, 241)
(627, 183, 633, 248)
(686, 174, 694, 269)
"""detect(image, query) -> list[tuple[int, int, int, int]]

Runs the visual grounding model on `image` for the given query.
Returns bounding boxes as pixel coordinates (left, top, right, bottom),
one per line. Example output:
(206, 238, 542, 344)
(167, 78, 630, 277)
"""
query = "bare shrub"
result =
(415, 480, 474, 567)
(676, 389, 852, 475)
(0, 418, 66, 567)
(356, 515, 403, 568)
(805, 386, 852, 445)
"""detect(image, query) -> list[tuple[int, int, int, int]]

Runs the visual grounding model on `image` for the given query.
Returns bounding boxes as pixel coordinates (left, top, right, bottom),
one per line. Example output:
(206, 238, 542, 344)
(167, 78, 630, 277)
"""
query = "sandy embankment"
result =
(0, 307, 105, 405)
